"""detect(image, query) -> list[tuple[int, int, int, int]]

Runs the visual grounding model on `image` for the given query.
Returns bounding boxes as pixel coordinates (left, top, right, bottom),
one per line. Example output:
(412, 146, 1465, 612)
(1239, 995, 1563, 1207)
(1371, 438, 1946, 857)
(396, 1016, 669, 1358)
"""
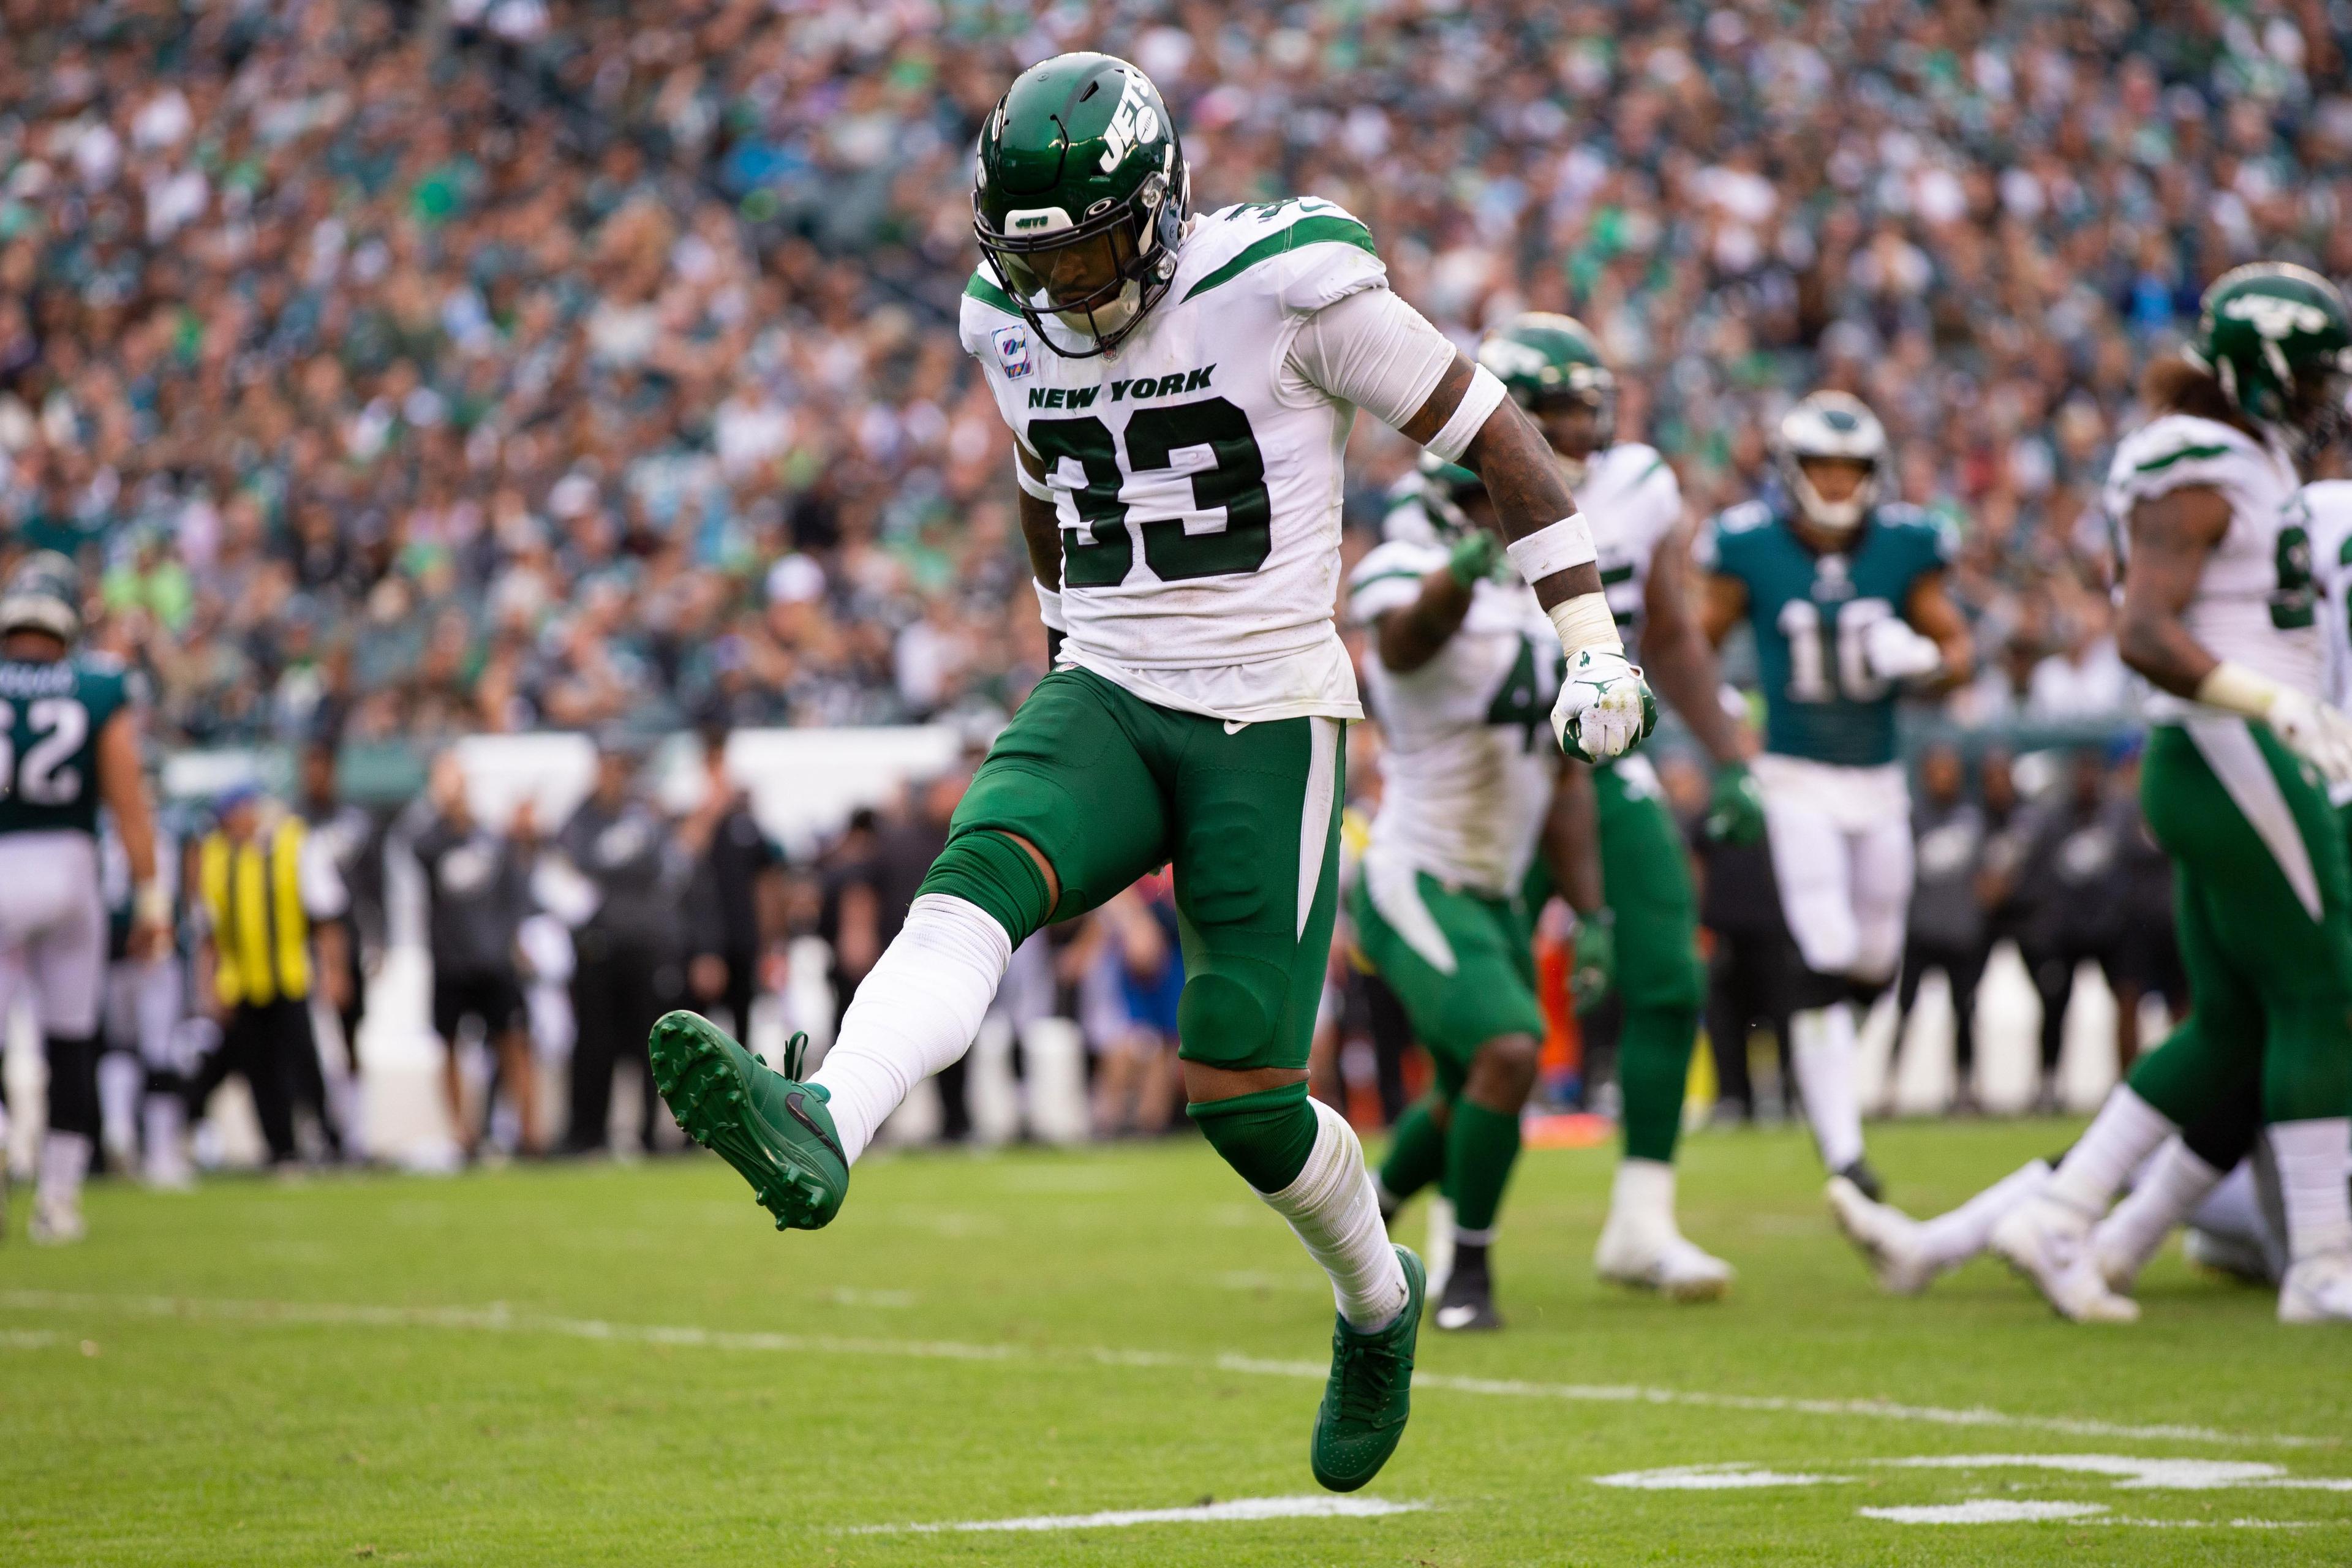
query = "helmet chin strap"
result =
(1792, 470, 1872, 535)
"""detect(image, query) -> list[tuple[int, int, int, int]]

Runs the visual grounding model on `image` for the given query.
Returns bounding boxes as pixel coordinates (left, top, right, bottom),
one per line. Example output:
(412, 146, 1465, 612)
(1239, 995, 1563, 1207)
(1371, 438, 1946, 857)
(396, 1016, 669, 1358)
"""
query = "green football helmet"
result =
(2184, 262, 2352, 452)
(973, 53, 1189, 359)
(1408, 451, 1486, 542)
(1477, 312, 1616, 451)
(0, 550, 80, 646)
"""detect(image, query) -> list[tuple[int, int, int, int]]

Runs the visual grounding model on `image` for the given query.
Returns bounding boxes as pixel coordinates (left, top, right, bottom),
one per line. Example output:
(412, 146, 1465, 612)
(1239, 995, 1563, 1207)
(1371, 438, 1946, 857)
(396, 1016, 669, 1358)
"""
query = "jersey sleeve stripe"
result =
(1182, 216, 1378, 302)
(2133, 442, 2236, 473)
(964, 271, 1019, 316)
(1349, 567, 1427, 593)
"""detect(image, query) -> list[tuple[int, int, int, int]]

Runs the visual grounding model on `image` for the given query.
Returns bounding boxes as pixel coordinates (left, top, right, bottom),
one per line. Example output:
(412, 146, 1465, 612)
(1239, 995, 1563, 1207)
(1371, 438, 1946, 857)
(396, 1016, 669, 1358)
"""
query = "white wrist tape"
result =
(1033, 580, 1066, 633)
(134, 881, 172, 928)
(1545, 592, 1624, 658)
(1506, 514, 1598, 584)
(1014, 455, 1053, 502)
(1422, 364, 1507, 464)
(2196, 660, 2284, 720)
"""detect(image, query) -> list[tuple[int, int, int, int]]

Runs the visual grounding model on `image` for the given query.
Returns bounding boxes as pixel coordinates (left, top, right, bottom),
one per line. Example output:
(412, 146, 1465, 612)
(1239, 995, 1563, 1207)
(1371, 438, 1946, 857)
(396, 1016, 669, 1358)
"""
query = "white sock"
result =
(1256, 1098, 1409, 1332)
(1917, 1158, 2051, 1272)
(809, 894, 1011, 1165)
(1790, 1003, 1864, 1173)
(141, 1095, 187, 1167)
(37, 1129, 91, 1205)
(97, 1053, 140, 1158)
(2093, 1139, 2223, 1282)
(2270, 1118, 2352, 1263)
(1607, 1157, 1676, 1235)
(2046, 1085, 2176, 1218)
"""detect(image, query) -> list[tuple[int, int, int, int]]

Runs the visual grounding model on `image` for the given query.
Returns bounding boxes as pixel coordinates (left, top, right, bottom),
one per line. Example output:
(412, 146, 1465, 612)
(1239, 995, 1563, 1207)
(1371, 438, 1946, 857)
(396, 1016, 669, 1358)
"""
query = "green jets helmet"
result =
(2184, 262, 2352, 451)
(0, 550, 81, 646)
(1410, 451, 1488, 542)
(972, 53, 1189, 359)
(1478, 312, 1616, 450)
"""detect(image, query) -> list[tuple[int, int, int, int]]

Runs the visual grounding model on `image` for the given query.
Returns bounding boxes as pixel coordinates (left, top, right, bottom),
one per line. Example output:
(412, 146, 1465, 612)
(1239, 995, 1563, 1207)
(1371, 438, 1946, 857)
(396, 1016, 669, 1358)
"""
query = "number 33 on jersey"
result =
(960, 198, 1387, 703)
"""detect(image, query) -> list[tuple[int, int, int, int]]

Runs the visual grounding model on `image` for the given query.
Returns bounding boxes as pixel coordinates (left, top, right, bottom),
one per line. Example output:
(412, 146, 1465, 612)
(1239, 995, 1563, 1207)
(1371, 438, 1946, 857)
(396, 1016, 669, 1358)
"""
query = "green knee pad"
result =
(915, 829, 1055, 946)
(1189, 1080, 1320, 1193)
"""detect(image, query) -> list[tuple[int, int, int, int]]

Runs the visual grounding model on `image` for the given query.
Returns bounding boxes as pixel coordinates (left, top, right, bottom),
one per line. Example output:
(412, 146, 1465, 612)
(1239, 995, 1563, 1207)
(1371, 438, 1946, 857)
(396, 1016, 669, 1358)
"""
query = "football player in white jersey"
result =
(1478, 314, 1762, 1298)
(643, 53, 1656, 1489)
(1833, 265, 2352, 1325)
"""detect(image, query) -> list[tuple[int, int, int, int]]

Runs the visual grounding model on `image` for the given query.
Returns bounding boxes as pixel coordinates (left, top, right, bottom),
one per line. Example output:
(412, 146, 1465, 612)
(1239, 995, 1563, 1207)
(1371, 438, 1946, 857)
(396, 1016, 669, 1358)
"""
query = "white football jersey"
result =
(960, 199, 1395, 724)
(1577, 442, 1682, 658)
(1348, 540, 1562, 894)
(2105, 413, 2315, 711)
(2305, 480, 2352, 710)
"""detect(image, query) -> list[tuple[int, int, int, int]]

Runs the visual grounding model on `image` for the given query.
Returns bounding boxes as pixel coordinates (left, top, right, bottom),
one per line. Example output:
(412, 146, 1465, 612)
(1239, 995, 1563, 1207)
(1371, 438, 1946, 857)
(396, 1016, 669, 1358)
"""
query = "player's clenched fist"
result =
(1553, 648, 1658, 763)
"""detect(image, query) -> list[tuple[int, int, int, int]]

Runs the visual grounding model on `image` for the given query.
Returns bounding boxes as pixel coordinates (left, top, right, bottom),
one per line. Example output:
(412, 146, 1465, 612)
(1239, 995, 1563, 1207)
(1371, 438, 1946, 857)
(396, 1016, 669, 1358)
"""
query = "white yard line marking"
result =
(849, 1496, 1425, 1534)
(1, 1289, 2335, 1452)
(0, 1329, 57, 1349)
(1596, 1464, 1852, 1490)
(1862, 1501, 2108, 1525)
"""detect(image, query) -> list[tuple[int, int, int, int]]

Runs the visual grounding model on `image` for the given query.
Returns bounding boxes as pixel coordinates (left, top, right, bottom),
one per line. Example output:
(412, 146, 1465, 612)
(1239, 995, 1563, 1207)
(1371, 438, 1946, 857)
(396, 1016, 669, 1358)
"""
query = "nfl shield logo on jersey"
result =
(992, 325, 1033, 380)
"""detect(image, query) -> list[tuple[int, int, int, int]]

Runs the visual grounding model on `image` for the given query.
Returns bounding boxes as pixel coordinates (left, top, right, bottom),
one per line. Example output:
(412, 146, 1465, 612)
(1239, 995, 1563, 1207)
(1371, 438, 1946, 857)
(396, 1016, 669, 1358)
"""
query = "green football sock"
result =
(1618, 1006, 1699, 1164)
(1446, 1099, 1521, 1236)
(1188, 1081, 1321, 1193)
(1377, 1094, 1449, 1208)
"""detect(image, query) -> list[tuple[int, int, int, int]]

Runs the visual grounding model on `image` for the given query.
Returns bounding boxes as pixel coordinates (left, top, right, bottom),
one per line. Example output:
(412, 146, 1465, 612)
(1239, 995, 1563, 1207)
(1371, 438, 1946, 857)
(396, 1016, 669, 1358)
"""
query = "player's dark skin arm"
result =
(1539, 760, 1605, 918)
(1400, 353, 1608, 611)
(2116, 486, 2233, 696)
(1642, 519, 1753, 764)
(1902, 570, 1976, 696)
(1373, 566, 1475, 673)
(1015, 447, 1061, 591)
(1697, 568, 1748, 648)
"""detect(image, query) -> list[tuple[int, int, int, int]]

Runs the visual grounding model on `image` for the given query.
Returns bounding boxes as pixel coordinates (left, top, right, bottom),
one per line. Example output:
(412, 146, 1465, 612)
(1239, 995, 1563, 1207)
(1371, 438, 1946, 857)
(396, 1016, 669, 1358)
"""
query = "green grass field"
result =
(4, 1118, 2346, 1566)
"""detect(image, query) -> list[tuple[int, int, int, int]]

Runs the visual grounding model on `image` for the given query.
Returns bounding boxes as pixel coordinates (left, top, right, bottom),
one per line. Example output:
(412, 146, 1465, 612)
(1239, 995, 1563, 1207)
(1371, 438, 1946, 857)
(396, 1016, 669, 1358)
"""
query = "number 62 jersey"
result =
(960, 198, 1417, 725)
(0, 652, 129, 837)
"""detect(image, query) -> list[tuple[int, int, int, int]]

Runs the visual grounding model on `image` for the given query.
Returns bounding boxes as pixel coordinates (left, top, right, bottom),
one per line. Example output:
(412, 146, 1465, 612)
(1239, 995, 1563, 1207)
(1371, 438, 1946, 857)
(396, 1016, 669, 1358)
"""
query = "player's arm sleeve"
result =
(1283, 284, 1458, 430)
(300, 835, 350, 921)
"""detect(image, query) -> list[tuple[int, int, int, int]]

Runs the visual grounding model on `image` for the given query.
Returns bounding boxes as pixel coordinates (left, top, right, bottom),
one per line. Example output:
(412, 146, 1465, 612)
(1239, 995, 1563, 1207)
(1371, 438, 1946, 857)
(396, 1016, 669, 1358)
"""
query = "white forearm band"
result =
(2196, 660, 2283, 720)
(1506, 513, 1597, 583)
(1033, 580, 1066, 633)
(1422, 364, 1508, 464)
(1014, 454, 1053, 502)
(1546, 592, 1624, 658)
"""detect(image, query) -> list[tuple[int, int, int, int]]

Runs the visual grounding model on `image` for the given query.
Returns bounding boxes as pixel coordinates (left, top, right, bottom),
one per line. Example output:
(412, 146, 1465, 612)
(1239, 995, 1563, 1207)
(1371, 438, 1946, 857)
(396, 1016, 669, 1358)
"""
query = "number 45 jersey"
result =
(0, 652, 128, 837)
(1698, 502, 1952, 769)
(960, 199, 1401, 725)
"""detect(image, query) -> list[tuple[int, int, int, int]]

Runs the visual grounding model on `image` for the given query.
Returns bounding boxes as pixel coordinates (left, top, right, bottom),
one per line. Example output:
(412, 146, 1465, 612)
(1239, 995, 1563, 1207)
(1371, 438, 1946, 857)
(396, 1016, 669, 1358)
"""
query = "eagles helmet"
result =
(0, 550, 81, 646)
(1478, 312, 1616, 460)
(973, 53, 1189, 359)
(1775, 391, 1889, 537)
(2183, 262, 2352, 454)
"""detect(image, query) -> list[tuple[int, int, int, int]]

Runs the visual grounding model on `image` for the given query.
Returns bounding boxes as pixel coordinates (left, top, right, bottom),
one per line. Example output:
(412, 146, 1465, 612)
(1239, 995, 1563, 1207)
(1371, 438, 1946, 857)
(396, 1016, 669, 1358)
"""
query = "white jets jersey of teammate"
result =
(1576, 442, 1681, 658)
(2105, 413, 2315, 714)
(960, 199, 1400, 724)
(2305, 480, 2352, 709)
(1348, 538, 1562, 894)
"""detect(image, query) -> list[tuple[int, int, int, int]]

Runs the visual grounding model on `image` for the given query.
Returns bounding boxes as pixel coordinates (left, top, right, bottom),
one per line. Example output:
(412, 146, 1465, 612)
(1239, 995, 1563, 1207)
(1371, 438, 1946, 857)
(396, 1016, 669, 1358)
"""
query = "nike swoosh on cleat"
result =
(784, 1092, 847, 1166)
(1434, 1305, 1477, 1329)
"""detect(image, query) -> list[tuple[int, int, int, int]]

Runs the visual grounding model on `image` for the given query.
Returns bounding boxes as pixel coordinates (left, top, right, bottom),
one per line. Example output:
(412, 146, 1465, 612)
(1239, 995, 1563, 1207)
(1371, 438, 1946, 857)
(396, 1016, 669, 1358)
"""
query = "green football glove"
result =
(1569, 908, 1616, 1014)
(1704, 761, 1766, 846)
(1446, 530, 1509, 588)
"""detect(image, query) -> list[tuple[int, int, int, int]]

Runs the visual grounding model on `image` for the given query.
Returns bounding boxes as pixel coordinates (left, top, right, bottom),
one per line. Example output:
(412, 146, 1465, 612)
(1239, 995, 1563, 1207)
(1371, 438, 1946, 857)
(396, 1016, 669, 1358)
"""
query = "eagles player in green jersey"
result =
(643, 53, 1656, 1490)
(1477, 314, 1762, 1299)
(1698, 394, 1972, 1202)
(0, 553, 169, 1243)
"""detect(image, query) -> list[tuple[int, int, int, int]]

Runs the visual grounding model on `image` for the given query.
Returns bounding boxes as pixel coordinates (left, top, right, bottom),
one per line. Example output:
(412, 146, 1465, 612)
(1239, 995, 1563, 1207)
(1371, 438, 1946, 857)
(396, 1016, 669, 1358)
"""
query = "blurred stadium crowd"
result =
(5, 0, 2350, 1164)
(8, 0, 2350, 745)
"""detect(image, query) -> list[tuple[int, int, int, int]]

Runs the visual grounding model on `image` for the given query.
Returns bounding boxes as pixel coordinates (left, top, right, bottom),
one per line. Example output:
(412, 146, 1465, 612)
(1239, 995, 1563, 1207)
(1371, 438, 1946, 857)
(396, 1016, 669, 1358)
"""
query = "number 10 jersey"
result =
(959, 199, 1400, 725)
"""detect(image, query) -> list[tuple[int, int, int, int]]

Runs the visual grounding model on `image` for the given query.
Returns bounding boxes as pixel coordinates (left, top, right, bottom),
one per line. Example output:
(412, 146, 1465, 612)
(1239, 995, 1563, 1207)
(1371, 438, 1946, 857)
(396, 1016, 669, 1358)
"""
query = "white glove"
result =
(1552, 648, 1657, 764)
(1861, 615, 1944, 682)
(2265, 688, 2352, 787)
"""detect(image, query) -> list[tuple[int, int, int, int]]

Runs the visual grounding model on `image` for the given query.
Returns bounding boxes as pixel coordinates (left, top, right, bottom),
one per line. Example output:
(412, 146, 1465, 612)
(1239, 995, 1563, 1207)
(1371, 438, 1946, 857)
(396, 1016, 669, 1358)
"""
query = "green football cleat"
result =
(648, 1011, 848, 1231)
(1310, 1245, 1425, 1493)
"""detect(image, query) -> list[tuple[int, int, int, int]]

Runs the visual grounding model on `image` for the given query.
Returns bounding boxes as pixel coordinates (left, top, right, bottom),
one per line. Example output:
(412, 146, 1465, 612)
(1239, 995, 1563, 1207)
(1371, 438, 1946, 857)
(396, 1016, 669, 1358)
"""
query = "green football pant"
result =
(937, 667, 1343, 1075)
(1595, 759, 1707, 1164)
(1352, 865, 1542, 1234)
(2127, 723, 2352, 1129)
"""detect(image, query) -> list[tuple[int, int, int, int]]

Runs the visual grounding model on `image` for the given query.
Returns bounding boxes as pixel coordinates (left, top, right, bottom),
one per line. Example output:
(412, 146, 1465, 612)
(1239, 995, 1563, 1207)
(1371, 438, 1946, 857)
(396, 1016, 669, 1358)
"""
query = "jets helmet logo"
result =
(2222, 293, 2331, 341)
(1097, 69, 1161, 173)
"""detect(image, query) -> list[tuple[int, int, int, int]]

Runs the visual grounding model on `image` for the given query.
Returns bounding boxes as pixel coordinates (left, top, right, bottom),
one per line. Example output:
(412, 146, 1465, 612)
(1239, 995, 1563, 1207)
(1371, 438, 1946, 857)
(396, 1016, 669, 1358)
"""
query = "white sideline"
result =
(849, 1496, 1424, 1534)
(1, 1289, 2336, 1452)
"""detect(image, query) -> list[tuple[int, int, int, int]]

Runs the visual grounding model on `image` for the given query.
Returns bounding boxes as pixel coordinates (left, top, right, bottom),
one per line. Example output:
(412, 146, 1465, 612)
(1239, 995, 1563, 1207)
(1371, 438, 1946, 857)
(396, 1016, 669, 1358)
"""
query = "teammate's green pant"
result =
(1593, 761, 1707, 1164)
(1353, 868, 1543, 1234)
(2125, 723, 2352, 1131)
(922, 667, 1344, 1189)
